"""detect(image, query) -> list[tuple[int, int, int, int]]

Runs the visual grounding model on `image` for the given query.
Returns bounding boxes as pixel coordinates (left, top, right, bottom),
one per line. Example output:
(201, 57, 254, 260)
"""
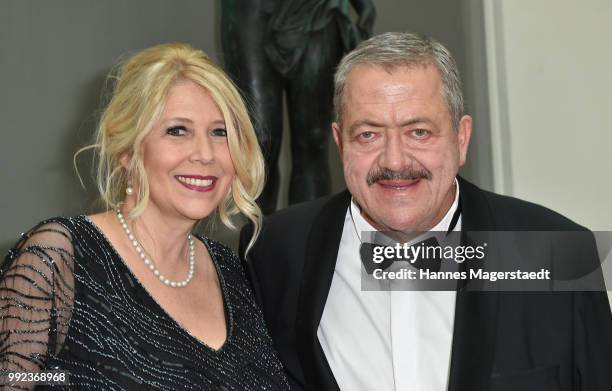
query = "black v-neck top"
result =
(0, 216, 289, 390)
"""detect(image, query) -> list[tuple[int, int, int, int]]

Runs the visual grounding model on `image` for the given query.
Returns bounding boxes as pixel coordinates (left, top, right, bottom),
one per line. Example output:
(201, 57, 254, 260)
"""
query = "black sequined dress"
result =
(0, 216, 290, 390)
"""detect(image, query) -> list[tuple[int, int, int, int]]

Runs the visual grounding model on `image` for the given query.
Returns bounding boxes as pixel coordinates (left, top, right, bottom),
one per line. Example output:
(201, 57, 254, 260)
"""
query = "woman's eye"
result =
(166, 126, 187, 136)
(211, 128, 227, 137)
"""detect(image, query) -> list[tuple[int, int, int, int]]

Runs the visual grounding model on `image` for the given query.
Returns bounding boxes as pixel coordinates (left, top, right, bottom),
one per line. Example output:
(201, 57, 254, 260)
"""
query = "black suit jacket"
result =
(240, 177, 612, 390)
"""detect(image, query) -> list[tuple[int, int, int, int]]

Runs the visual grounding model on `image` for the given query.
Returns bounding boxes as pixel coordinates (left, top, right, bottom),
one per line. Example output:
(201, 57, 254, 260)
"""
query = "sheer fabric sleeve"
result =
(0, 221, 75, 382)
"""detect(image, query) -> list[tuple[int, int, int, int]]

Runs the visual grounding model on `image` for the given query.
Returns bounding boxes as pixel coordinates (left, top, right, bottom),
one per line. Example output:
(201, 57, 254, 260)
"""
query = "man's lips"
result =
(176, 175, 217, 192)
(376, 178, 421, 189)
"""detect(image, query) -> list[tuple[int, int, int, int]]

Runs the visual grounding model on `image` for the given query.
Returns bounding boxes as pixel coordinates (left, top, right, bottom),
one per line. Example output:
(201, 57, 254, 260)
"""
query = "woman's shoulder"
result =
(1, 216, 80, 308)
(0, 216, 81, 376)
(199, 235, 237, 260)
(8, 216, 81, 250)
(197, 235, 245, 274)
(16, 215, 89, 236)
(3, 215, 95, 273)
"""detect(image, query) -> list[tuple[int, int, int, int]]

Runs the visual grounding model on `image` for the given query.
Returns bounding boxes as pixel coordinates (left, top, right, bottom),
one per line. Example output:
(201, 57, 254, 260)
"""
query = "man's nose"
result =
(378, 131, 409, 171)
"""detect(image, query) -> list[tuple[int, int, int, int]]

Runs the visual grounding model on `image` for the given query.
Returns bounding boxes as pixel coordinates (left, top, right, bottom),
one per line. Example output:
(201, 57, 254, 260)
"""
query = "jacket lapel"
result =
(448, 177, 500, 391)
(296, 190, 350, 391)
(294, 179, 500, 390)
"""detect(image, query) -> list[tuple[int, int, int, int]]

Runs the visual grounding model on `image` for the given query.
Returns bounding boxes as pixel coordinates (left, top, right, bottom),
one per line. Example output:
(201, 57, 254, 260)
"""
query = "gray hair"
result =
(333, 32, 464, 129)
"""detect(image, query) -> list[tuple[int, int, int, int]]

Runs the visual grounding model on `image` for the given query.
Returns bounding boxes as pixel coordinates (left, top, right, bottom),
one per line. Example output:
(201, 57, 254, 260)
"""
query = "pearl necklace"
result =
(116, 209, 195, 288)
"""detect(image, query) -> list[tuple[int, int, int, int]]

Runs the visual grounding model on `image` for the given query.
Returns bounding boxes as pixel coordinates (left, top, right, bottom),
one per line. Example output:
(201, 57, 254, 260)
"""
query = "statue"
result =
(222, 0, 375, 213)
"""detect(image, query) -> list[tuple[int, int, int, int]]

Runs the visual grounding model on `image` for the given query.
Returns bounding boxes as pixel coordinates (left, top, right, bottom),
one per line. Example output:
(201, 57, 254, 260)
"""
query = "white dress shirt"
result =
(318, 181, 461, 390)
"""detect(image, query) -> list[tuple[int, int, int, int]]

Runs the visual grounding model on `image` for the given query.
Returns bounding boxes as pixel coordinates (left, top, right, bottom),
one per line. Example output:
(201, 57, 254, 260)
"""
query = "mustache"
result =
(367, 167, 432, 186)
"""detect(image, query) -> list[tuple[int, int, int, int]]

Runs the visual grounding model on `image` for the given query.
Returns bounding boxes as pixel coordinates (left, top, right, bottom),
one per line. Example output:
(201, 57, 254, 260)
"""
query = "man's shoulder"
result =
(460, 178, 586, 231)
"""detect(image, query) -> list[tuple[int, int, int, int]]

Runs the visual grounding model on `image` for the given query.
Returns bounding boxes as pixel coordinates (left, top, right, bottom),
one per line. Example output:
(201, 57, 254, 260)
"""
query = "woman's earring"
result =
(125, 182, 134, 195)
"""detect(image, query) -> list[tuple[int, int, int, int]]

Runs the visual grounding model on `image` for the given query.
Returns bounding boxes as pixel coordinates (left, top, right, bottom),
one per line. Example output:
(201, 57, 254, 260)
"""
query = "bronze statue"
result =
(222, 0, 375, 213)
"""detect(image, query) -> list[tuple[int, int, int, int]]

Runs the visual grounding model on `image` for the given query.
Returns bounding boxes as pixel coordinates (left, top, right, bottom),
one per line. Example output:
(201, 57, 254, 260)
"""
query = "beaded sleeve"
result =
(0, 222, 75, 386)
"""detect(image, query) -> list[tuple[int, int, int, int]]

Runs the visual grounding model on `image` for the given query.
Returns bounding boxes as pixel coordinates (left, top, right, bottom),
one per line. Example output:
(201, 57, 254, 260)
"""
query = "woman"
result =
(0, 43, 289, 390)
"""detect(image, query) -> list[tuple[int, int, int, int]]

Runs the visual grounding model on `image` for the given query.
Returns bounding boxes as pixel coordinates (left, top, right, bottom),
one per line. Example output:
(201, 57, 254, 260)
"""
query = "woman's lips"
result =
(176, 175, 217, 192)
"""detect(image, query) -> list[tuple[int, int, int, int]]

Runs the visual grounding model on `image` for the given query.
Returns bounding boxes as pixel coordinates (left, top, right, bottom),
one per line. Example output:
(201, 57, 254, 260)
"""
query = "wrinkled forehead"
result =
(347, 62, 440, 90)
(342, 63, 445, 111)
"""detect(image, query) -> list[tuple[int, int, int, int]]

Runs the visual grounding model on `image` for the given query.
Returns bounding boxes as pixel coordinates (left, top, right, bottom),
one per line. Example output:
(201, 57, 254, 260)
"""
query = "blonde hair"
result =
(76, 43, 264, 253)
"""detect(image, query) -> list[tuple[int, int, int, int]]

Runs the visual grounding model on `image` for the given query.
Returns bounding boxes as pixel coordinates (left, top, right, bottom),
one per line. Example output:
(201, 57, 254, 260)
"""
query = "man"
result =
(240, 32, 611, 390)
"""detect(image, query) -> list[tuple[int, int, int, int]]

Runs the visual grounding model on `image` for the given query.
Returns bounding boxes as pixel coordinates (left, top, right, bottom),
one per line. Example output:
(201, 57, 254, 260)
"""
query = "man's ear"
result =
(332, 122, 343, 155)
(457, 115, 472, 166)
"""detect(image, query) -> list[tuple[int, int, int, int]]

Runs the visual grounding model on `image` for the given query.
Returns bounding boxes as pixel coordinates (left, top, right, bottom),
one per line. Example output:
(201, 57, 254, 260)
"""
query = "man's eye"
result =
(211, 128, 227, 137)
(167, 126, 187, 136)
(412, 129, 429, 139)
(358, 131, 375, 141)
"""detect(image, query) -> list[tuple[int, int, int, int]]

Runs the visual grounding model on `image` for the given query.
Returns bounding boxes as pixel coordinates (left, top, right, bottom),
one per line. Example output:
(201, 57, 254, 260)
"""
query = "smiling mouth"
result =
(176, 175, 216, 192)
(376, 178, 421, 190)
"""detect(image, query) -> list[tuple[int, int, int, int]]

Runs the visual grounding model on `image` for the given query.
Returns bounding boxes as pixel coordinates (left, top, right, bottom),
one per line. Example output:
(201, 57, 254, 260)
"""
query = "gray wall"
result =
(1, 0, 220, 254)
(0, 0, 490, 254)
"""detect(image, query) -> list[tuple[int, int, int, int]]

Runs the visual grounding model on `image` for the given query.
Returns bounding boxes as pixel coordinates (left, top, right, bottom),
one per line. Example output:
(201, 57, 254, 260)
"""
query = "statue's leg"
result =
(286, 22, 344, 204)
(221, 1, 284, 214)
